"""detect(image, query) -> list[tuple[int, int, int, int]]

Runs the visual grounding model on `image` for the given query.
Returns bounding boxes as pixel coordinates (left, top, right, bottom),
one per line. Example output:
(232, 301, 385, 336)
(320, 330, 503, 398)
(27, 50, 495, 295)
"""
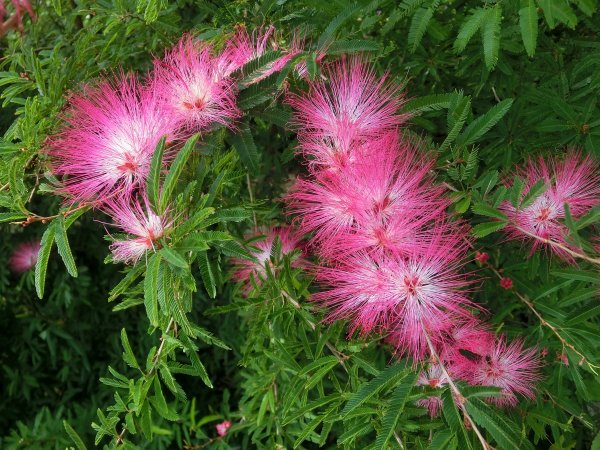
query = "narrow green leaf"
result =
(575, 205, 600, 230)
(54, 216, 77, 278)
(0, 211, 26, 223)
(342, 361, 409, 417)
(482, 5, 502, 70)
(63, 420, 87, 450)
(442, 390, 473, 450)
(440, 96, 470, 151)
(472, 203, 507, 220)
(144, 254, 161, 327)
(402, 93, 455, 114)
(109, 264, 145, 302)
(159, 134, 200, 212)
(160, 247, 189, 269)
(326, 40, 379, 54)
(520, 179, 547, 209)
(457, 99, 513, 146)
(228, 122, 260, 172)
(565, 303, 600, 326)
(317, 3, 361, 47)
(121, 328, 140, 370)
(374, 372, 418, 450)
(466, 398, 535, 450)
(198, 251, 216, 298)
(563, 203, 582, 248)
(472, 221, 507, 237)
(35, 224, 56, 299)
(427, 430, 455, 450)
(147, 136, 166, 211)
(151, 376, 178, 421)
(454, 8, 486, 53)
(408, 8, 434, 52)
(519, 0, 538, 57)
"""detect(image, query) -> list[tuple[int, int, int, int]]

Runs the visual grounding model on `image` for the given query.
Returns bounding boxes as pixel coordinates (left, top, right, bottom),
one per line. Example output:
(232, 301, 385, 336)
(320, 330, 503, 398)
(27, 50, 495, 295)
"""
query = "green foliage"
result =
(1, 1, 600, 449)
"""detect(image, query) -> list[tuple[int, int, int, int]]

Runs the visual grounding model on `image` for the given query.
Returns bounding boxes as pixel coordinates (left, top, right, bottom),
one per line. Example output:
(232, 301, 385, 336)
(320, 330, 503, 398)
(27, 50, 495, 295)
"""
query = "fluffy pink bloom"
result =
(218, 25, 303, 85)
(104, 198, 169, 265)
(288, 57, 407, 157)
(151, 34, 241, 133)
(49, 74, 177, 203)
(465, 337, 540, 407)
(215, 420, 231, 437)
(287, 137, 447, 258)
(416, 365, 448, 417)
(440, 320, 495, 378)
(314, 227, 476, 359)
(232, 227, 305, 292)
(499, 153, 600, 261)
(9, 240, 41, 273)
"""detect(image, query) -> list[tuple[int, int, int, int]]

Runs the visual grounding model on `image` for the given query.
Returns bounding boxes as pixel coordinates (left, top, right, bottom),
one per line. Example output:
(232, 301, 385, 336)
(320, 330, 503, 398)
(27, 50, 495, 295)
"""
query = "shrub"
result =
(1, 1, 599, 449)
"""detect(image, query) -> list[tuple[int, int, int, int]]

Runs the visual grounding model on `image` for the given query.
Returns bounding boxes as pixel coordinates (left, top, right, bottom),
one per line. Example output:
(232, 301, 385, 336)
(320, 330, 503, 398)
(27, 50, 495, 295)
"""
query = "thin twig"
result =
(148, 318, 175, 375)
(486, 263, 597, 372)
(246, 173, 258, 232)
(511, 224, 600, 266)
(420, 320, 494, 450)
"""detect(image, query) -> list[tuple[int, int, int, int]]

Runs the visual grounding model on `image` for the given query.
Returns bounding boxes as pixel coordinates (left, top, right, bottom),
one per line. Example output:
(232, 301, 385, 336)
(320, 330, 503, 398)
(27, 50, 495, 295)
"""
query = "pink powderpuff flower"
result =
(231, 227, 306, 292)
(286, 137, 447, 258)
(9, 240, 41, 273)
(49, 73, 178, 203)
(439, 320, 495, 379)
(103, 197, 169, 265)
(467, 337, 540, 407)
(151, 34, 241, 134)
(314, 226, 477, 359)
(215, 420, 231, 437)
(416, 364, 448, 417)
(218, 25, 303, 85)
(288, 56, 408, 156)
(499, 152, 600, 262)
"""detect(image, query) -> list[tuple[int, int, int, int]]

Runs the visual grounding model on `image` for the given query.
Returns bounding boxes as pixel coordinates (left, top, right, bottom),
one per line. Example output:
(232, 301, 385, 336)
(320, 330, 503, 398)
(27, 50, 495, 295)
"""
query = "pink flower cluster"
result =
(48, 27, 298, 265)
(500, 153, 600, 262)
(284, 56, 540, 410)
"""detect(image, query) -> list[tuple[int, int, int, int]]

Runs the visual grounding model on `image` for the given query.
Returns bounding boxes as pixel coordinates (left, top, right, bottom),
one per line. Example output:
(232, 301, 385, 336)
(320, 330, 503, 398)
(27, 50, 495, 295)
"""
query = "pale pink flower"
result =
(500, 153, 600, 261)
(314, 227, 476, 359)
(232, 227, 305, 292)
(49, 73, 177, 203)
(286, 137, 447, 258)
(416, 365, 448, 417)
(9, 240, 41, 273)
(467, 337, 540, 407)
(215, 420, 231, 437)
(218, 25, 303, 85)
(151, 34, 241, 133)
(440, 320, 495, 378)
(288, 57, 407, 156)
(104, 197, 168, 265)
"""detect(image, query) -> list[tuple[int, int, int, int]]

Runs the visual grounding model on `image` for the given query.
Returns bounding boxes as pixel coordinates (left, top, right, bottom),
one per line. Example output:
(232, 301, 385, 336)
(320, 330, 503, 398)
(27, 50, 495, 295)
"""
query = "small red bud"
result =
(500, 277, 513, 289)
